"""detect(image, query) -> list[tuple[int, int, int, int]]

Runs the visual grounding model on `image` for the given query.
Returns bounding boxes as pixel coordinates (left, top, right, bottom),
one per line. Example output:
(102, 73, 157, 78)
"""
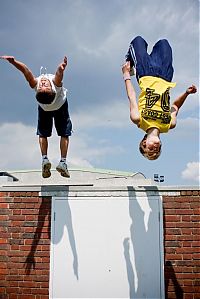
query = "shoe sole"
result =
(42, 162, 51, 178)
(56, 166, 70, 178)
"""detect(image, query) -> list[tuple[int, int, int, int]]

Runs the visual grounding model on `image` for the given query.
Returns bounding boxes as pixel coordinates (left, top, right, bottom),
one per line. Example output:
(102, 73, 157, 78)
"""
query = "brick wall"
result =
(0, 189, 199, 298)
(0, 192, 51, 299)
(163, 190, 200, 299)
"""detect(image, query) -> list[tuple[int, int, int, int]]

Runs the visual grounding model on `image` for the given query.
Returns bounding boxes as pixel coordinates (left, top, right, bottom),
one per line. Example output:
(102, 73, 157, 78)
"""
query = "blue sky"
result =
(0, 0, 199, 185)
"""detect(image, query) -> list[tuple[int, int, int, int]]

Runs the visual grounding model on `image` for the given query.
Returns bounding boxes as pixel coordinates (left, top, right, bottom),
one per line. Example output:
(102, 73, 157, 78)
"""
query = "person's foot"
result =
(56, 161, 70, 178)
(42, 159, 51, 178)
(125, 44, 136, 76)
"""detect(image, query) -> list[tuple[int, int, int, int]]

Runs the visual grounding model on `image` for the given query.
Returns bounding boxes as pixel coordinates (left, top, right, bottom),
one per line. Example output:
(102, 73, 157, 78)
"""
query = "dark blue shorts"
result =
(127, 36, 174, 82)
(37, 100, 72, 137)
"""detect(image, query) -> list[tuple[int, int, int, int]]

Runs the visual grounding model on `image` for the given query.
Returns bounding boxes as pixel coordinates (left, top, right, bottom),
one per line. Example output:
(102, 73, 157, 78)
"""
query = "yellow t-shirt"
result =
(138, 76, 176, 133)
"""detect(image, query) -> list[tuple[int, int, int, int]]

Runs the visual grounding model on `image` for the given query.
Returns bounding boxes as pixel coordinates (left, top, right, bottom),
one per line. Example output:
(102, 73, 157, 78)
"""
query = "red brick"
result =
(21, 209, 38, 215)
(0, 204, 9, 209)
(0, 215, 9, 221)
(165, 235, 177, 241)
(10, 216, 25, 221)
(177, 235, 194, 241)
(164, 209, 176, 214)
(0, 239, 8, 244)
(0, 269, 8, 275)
(176, 222, 196, 228)
(191, 215, 200, 221)
(177, 247, 198, 253)
(9, 203, 26, 209)
(18, 281, 37, 288)
(12, 210, 22, 215)
(18, 296, 35, 299)
(193, 253, 200, 260)
(0, 262, 7, 269)
(181, 215, 192, 221)
(6, 287, 20, 294)
(165, 215, 181, 221)
(166, 228, 182, 235)
(192, 241, 200, 247)
(25, 215, 37, 221)
(165, 254, 183, 260)
(185, 294, 195, 299)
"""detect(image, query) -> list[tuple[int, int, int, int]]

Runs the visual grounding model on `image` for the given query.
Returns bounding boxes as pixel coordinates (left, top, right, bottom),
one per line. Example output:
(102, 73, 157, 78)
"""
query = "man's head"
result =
(36, 78, 56, 104)
(139, 134, 162, 160)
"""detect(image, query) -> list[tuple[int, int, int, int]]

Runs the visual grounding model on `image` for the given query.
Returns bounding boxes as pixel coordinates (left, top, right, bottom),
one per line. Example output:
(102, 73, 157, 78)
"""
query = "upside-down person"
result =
(122, 36, 197, 160)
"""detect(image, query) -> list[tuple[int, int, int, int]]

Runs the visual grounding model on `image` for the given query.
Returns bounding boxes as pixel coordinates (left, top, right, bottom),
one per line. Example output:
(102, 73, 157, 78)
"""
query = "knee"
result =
(159, 38, 171, 47)
(131, 35, 144, 44)
(61, 136, 69, 140)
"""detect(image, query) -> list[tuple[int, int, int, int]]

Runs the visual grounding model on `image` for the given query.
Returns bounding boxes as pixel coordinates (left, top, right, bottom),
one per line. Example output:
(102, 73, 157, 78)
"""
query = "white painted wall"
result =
(49, 192, 164, 299)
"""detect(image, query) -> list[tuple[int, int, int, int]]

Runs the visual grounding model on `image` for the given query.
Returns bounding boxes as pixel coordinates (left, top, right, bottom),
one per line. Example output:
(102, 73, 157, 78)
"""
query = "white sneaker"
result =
(56, 161, 70, 178)
(42, 159, 51, 178)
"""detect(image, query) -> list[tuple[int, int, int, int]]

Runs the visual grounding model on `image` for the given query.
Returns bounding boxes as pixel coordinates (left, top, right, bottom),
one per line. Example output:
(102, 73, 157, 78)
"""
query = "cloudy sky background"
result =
(0, 0, 199, 185)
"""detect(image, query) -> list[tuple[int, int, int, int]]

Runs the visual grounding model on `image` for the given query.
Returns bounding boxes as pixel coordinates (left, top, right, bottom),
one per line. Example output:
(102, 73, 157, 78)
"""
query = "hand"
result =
(122, 61, 131, 74)
(0, 55, 15, 63)
(186, 85, 197, 94)
(59, 56, 67, 71)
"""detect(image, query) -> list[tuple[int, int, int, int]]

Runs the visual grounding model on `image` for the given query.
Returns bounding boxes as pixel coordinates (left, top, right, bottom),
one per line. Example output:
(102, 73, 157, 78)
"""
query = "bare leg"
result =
(56, 136, 70, 178)
(39, 137, 51, 178)
(39, 136, 48, 156)
(60, 136, 69, 159)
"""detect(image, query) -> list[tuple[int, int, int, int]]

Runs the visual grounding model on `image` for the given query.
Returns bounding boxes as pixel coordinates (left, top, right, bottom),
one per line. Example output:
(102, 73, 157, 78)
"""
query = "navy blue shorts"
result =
(127, 36, 174, 82)
(37, 100, 72, 137)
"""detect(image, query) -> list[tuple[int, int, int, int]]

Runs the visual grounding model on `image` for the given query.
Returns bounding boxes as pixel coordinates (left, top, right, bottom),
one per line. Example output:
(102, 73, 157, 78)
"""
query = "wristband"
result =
(123, 74, 131, 81)
(185, 90, 190, 95)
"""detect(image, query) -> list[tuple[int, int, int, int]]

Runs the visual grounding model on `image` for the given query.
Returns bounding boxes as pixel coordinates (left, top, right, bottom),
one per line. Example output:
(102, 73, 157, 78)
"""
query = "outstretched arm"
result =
(0, 56, 37, 88)
(122, 62, 140, 125)
(54, 56, 68, 87)
(170, 84, 197, 129)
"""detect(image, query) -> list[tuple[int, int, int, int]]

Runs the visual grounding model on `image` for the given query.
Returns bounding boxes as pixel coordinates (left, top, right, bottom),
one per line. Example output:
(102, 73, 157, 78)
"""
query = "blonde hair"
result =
(139, 134, 162, 160)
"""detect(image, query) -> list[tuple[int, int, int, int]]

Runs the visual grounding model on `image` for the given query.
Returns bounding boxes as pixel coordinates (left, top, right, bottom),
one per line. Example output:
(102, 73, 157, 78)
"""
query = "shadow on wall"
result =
(24, 197, 51, 275)
(125, 186, 162, 299)
(51, 189, 79, 280)
(165, 261, 183, 299)
(163, 207, 183, 299)
(24, 187, 79, 280)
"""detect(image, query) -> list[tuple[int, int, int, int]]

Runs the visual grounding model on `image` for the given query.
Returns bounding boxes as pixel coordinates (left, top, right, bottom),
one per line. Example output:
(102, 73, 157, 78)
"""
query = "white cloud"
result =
(0, 122, 124, 171)
(181, 162, 200, 183)
(71, 100, 130, 130)
(169, 117, 199, 138)
(0, 122, 40, 170)
(170, 87, 199, 113)
(178, 117, 199, 129)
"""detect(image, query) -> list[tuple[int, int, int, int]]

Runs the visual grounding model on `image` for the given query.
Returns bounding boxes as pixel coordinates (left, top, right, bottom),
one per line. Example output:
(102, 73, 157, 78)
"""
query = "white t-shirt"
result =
(35, 74, 67, 111)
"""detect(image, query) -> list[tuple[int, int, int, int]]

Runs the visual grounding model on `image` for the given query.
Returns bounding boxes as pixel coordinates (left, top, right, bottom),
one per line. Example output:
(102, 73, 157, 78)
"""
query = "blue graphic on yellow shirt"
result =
(138, 76, 176, 133)
(142, 87, 171, 125)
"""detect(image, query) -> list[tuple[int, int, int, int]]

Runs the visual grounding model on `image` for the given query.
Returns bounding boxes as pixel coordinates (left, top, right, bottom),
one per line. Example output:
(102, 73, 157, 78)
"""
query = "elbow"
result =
(170, 122, 177, 129)
(130, 114, 139, 125)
